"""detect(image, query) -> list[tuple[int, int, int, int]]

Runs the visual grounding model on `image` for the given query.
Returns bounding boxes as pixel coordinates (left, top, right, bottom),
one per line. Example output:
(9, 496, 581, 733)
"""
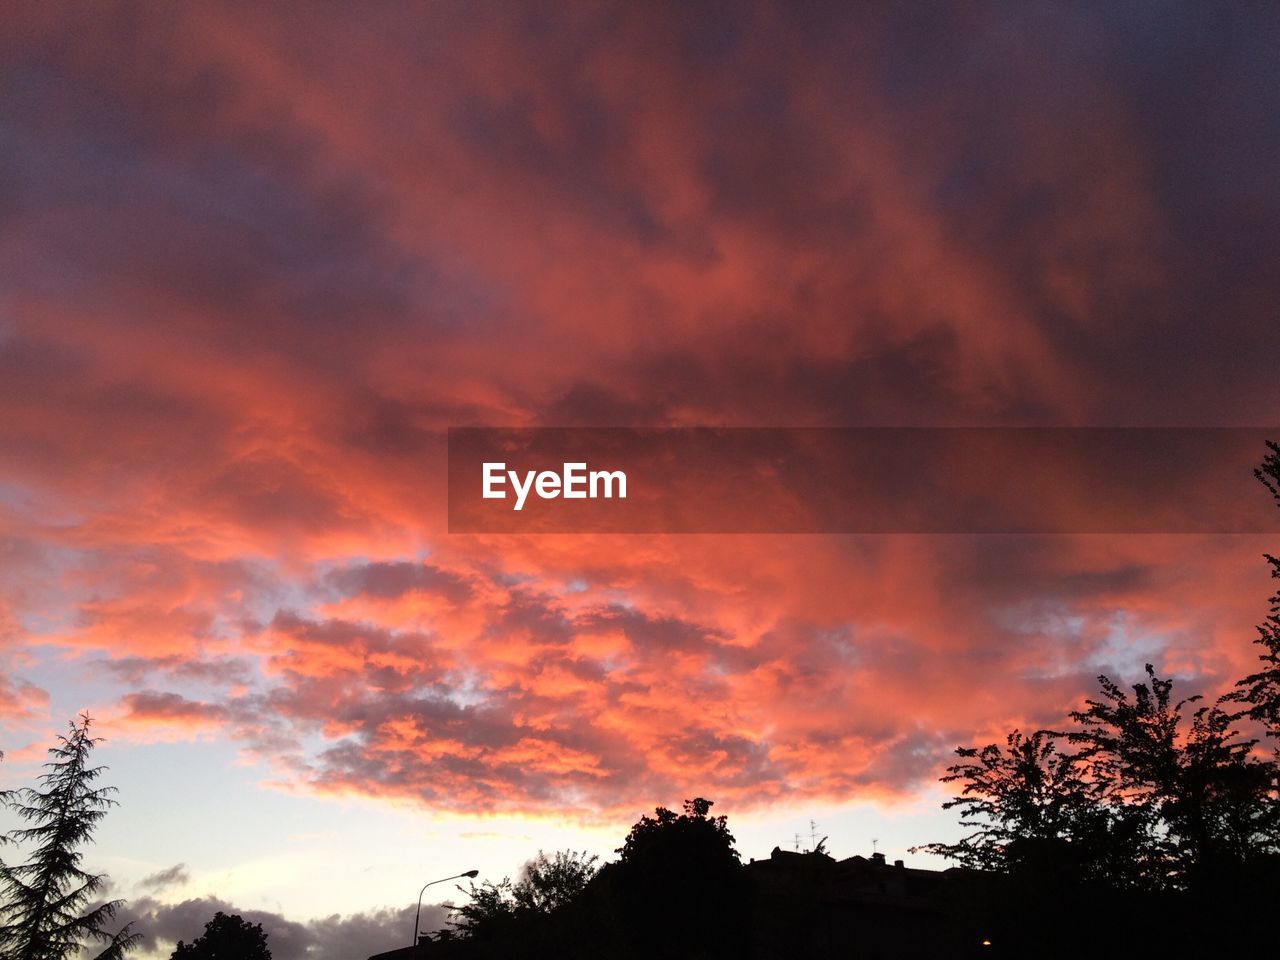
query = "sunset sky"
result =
(2, 3, 1278, 958)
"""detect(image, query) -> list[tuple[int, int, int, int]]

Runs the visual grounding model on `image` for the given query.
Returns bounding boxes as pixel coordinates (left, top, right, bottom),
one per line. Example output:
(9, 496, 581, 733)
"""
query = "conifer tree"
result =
(0, 714, 138, 960)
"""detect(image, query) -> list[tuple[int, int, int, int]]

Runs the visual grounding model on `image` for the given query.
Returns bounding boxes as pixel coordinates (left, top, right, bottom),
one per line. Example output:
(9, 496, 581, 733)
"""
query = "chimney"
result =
(871, 852, 886, 865)
(894, 859, 904, 869)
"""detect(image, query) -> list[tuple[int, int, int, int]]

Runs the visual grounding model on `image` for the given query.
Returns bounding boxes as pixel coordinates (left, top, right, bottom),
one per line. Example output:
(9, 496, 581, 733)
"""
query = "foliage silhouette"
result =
(1067, 664, 1279, 892)
(0, 714, 138, 960)
(609, 798, 753, 959)
(917, 442, 1280, 955)
(444, 801, 754, 959)
(451, 850, 598, 941)
(1231, 439, 1280, 739)
(170, 911, 271, 960)
(509, 849, 599, 914)
(911, 730, 1113, 885)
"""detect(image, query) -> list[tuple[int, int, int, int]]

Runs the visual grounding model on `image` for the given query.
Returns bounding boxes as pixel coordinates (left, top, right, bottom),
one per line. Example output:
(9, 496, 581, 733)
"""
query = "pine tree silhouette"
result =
(0, 714, 138, 960)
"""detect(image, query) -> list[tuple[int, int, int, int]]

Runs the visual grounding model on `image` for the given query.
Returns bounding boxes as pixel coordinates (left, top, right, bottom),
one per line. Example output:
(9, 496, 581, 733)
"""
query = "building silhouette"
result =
(369, 845, 996, 959)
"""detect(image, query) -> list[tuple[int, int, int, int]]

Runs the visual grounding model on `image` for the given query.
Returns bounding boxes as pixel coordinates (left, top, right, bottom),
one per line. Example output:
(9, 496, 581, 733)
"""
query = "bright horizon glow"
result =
(0, 733, 964, 927)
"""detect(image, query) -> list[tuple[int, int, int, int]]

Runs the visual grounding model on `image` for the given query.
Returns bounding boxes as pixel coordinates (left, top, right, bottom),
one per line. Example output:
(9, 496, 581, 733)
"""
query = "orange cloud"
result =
(2, 3, 1278, 820)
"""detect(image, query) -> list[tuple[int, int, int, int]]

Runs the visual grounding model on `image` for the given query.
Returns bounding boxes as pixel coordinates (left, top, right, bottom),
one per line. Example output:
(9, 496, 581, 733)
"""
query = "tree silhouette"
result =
(0, 714, 138, 960)
(922, 669, 1280, 887)
(610, 798, 752, 959)
(170, 911, 270, 960)
(452, 850, 598, 942)
(509, 849, 599, 914)
(451, 877, 520, 941)
(1232, 440, 1280, 739)
(447, 806, 755, 958)
(911, 730, 1111, 884)
(919, 443, 1280, 954)
(1068, 664, 1279, 891)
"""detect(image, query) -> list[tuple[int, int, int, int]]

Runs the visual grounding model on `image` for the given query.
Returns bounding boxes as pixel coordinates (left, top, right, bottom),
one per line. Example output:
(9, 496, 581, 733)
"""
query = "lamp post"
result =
(412, 870, 479, 951)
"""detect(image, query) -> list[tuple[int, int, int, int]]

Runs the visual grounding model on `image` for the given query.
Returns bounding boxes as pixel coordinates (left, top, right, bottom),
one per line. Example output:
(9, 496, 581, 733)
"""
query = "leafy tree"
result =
(452, 850, 598, 941)
(451, 877, 520, 941)
(918, 679, 1279, 956)
(1068, 665, 1279, 891)
(910, 730, 1115, 885)
(0, 714, 138, 960)
(923, 669, 1279, 889)
(611, 798, 752, 959)
(919, 444, 1280, 953)
(1232, 440, 1280, 739)
(170, 912, 270, 960)
(615, 798, 737, 865)
(509, 849, 599, 914)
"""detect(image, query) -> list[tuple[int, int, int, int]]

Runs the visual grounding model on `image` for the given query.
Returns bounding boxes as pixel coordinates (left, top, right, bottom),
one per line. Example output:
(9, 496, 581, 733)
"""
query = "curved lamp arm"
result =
(413, 870, 479, 949)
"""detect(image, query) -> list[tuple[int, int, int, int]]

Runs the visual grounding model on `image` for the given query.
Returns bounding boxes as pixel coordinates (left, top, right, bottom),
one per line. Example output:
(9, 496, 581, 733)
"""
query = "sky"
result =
(1, 2, 1279, 958)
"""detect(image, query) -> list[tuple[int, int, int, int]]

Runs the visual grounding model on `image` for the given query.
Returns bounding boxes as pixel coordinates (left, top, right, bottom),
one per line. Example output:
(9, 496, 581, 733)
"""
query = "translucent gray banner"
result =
(448, 428, 1280, 534)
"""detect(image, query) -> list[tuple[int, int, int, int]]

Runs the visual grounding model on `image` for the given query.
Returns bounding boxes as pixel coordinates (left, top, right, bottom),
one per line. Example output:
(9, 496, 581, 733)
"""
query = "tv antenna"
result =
(872, 837, 880, 855)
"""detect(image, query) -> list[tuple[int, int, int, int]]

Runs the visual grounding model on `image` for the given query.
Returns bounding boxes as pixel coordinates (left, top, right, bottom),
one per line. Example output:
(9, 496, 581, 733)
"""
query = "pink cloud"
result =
(1, 3, 1277, 819)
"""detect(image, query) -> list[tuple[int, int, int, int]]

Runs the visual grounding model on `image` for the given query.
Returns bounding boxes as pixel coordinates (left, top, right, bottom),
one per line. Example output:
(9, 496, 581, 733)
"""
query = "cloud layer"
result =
(2, 2, 1278, 823)
(111, 894, 446, 960)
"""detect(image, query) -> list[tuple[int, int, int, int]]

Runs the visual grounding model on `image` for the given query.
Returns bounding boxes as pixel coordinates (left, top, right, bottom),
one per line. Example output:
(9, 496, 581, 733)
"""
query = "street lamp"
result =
(413, 870, 479, 950)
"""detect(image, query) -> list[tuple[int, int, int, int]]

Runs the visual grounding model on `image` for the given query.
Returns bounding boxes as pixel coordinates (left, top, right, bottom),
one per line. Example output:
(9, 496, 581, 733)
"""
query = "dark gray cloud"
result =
(324, 561, 473, 605)
(109, 896, 449, 960)
(137, 864, 190, 894)
(103, 657, 255, 687)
